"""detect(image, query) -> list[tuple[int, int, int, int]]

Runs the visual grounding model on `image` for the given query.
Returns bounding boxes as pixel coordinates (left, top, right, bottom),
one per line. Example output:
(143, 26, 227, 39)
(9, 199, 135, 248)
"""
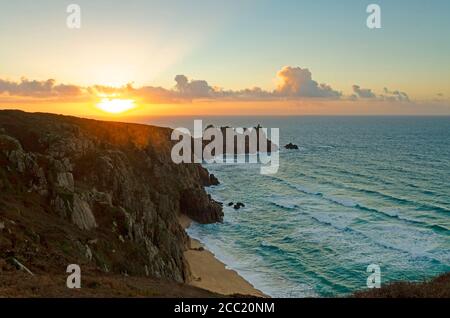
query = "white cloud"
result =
(275, 66, 341, 98)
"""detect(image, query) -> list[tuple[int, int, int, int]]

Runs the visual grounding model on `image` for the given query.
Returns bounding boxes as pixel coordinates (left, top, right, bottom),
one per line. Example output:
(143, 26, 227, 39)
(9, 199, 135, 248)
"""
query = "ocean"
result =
(146, 116, 450, 297)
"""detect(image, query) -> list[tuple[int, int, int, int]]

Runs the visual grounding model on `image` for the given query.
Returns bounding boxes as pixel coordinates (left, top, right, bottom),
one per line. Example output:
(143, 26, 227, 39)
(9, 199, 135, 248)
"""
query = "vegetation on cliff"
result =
(353, 272, 450, 298)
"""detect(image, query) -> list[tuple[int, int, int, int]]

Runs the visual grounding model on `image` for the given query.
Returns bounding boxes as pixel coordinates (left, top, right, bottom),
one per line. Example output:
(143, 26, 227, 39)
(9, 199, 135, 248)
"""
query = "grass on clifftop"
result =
(353, 272, 450, 298)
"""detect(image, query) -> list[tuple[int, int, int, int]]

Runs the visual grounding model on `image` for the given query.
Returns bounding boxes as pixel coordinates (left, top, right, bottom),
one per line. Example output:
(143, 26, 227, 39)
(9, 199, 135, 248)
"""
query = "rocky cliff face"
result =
(0, 110, 223, 283)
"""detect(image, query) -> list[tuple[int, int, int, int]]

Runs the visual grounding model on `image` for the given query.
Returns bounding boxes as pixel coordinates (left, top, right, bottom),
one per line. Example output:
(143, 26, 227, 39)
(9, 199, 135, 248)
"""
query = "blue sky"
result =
(0, 0, 449, 116)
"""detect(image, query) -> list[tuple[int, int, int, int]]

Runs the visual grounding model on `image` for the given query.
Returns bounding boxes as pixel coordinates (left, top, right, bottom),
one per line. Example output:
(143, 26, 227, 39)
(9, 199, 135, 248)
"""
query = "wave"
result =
(302, 212, 447, 265)
(269, 200, 299, 210)
(290, 170, 450, 214)
(316, 145, 335, 149)
(322, 180, 450, 215)
(266, 176, 450, 234)
(263, 193, 447, 263)
(310, 165, 396, 186)
(260, 240, 283, 251)
(309, 163, 450, 198)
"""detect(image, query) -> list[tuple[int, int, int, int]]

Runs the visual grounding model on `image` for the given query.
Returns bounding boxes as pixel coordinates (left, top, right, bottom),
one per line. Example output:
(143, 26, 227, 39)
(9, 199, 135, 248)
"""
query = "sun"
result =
(96, 98, 136, 114)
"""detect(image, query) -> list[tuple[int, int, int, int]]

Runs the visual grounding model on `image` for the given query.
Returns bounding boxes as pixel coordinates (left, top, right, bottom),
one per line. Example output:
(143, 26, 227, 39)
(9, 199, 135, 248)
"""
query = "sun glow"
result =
(96, 98, 136, 114)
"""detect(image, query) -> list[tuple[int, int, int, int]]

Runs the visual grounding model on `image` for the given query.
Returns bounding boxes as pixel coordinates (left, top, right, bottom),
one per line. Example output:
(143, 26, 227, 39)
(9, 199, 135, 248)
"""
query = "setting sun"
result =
(96, 98, 136, 114)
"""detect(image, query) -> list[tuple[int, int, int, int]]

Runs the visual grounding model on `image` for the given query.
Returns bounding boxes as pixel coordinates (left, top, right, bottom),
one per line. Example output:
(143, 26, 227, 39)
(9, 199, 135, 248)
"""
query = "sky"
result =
(0, 0, 449, 117)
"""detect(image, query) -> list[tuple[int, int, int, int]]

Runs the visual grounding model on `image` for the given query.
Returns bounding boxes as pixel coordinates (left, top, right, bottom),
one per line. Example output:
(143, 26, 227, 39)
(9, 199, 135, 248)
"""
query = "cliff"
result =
(0, 110, 223, 289)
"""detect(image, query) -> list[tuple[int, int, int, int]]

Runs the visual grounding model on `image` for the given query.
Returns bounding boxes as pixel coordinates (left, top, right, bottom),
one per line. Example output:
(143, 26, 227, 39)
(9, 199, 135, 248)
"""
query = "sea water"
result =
(148, 116, 450, 297)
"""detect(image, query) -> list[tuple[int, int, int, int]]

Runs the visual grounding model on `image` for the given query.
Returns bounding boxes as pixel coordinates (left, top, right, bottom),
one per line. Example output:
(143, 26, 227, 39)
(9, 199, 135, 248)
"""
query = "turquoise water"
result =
(150, 116, 450, 297)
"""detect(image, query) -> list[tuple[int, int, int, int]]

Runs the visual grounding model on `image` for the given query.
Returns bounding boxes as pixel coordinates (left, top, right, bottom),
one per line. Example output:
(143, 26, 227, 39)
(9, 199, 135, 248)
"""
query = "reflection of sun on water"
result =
(96, 98, 136, 114)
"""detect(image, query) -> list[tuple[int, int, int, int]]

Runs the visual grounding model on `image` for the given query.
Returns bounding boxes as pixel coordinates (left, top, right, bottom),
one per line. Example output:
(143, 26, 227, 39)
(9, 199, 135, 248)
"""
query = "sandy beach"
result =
(179, 214, 266, 297)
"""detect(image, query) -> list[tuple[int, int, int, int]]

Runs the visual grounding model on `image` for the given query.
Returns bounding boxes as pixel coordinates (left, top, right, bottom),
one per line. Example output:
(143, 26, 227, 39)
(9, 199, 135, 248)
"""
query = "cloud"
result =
(53, 84, 83, 96)
(1, 67, 415, 105)
(381, 87, 410, 102)
(0, 78, 83, 98)
(349, 85, 411, 102)
(174, 75, 212, 98)
(134, 85, 180, 103)
(352, 85, 376, 99)
(232, 87, 274, 99)
(275, 66, 341, 98)
(0, 67, 343, 102)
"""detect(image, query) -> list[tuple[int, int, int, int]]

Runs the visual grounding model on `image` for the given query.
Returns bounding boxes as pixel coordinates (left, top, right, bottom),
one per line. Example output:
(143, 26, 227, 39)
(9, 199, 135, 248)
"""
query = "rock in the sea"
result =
(285, 142, 299, 150)
(209, 173, 220, 185)
(233, 202, 245, 210)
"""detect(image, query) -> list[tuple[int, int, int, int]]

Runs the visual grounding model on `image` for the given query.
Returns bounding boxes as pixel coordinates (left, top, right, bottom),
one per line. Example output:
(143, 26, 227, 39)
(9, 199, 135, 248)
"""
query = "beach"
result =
(179, 214, 266, 297)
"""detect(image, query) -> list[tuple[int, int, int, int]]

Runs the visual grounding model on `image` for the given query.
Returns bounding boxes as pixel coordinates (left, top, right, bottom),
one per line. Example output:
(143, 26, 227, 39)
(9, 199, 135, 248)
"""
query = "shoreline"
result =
(179, 214, 267, 297)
